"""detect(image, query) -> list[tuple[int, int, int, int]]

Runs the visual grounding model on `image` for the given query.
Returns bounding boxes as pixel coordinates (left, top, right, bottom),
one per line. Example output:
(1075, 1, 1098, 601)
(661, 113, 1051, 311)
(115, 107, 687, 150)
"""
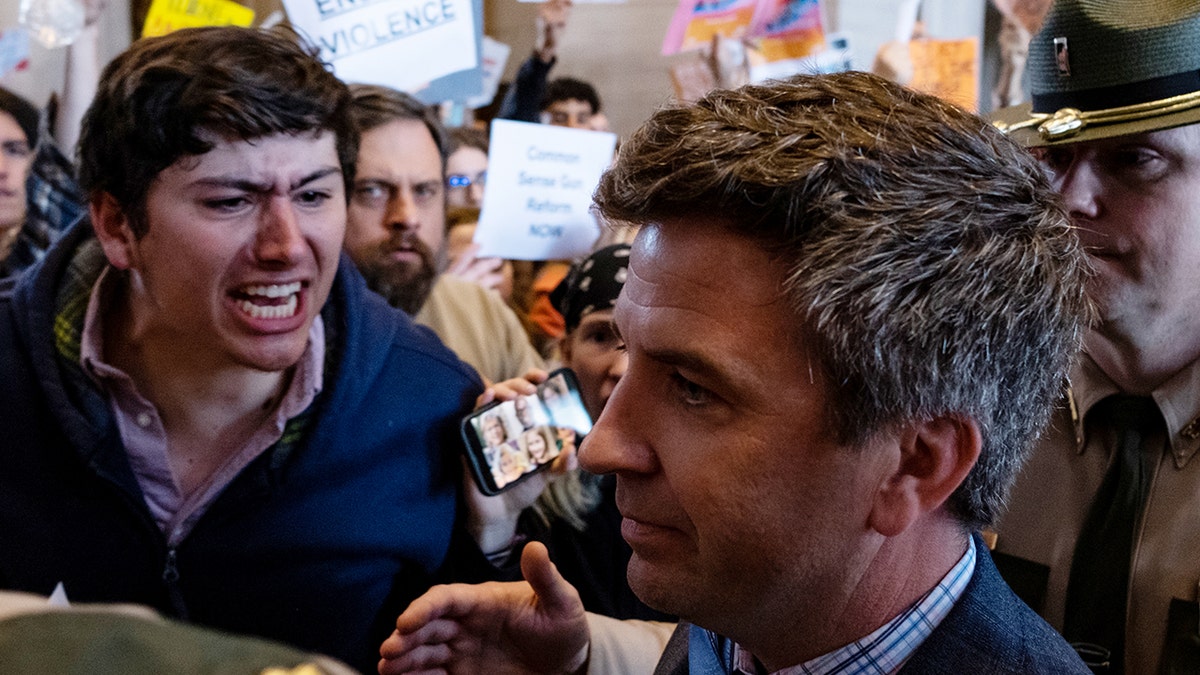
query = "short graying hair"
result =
(594, 71, 1090, 529)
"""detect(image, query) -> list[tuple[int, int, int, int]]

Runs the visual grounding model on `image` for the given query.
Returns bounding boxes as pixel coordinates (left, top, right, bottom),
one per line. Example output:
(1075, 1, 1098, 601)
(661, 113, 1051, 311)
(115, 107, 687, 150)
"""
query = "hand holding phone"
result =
(461, 368, 593, 495)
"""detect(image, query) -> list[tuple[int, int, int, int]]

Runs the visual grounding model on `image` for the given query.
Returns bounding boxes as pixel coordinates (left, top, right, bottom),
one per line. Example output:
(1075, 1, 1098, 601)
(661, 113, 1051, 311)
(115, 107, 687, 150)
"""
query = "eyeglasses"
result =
(447, 171, 486, 190)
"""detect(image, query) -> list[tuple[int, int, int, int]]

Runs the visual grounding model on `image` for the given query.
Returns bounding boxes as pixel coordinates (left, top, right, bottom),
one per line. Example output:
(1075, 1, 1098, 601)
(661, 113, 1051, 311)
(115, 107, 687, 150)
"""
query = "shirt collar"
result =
(79, 266, 325, 412)
(1069, 352, 1200, 468)
(79, 265, 117, 380)
(731, 537, 977, 675)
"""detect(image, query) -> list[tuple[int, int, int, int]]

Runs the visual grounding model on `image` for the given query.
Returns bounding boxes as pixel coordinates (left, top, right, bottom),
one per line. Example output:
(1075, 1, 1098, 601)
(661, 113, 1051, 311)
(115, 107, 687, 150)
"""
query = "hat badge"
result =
(1053, 37, 1070, 76)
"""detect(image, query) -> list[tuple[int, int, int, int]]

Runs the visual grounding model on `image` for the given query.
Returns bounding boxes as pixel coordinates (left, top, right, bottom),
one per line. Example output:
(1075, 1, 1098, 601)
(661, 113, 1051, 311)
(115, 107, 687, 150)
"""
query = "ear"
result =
(867, 416, 982, 537)
(90, 192, 138, 270)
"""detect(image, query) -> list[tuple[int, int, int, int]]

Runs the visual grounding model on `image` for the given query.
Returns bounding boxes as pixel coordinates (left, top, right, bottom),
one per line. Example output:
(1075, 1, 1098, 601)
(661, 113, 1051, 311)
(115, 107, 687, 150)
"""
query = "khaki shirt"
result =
(995, 353, 1200, 674)
(415, 275, 544, 385)
(585, 614, 674, 675)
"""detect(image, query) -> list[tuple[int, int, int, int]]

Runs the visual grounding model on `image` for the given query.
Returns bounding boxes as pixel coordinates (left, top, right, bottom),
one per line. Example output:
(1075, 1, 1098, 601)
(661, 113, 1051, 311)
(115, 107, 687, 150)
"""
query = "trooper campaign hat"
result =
(992, 0, 1200, 147)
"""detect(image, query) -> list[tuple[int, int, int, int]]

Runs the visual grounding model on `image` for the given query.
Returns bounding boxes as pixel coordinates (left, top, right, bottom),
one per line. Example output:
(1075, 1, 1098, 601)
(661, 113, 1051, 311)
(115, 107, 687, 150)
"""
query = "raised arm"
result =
(496, 0, 572, 122)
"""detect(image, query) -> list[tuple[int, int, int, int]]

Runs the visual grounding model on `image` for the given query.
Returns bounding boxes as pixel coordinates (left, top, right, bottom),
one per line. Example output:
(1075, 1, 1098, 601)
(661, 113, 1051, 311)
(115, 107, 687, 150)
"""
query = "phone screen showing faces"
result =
(462, 369, 592, 494)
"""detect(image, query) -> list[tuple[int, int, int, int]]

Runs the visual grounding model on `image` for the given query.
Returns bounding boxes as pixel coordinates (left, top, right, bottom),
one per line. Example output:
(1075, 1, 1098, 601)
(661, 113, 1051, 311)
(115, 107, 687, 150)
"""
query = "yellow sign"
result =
(142, 0, 255, 38)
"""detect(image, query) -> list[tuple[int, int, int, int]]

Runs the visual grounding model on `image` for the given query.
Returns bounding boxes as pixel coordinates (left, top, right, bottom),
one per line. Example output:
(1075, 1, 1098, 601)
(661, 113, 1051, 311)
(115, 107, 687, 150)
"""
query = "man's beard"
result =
(358, 233, 448, 315)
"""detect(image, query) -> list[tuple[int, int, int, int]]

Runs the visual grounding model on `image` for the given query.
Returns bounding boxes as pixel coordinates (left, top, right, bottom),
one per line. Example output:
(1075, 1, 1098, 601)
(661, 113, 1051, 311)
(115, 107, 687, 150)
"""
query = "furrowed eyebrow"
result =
(292, 167, 342, 190)
(195, 166, 341, 193)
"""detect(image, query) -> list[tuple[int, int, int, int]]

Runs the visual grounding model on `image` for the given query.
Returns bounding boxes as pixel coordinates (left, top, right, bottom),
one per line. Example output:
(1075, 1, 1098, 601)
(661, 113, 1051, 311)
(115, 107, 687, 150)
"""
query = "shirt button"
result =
(136, 412, 153, 428)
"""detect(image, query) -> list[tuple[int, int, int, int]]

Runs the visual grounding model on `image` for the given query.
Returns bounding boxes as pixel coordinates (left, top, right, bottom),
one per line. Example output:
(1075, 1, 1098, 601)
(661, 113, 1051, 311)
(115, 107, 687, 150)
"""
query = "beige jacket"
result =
(414, 275, 544, 385)
(995, 353, 1200, 674)
(585, 614, 674, 675)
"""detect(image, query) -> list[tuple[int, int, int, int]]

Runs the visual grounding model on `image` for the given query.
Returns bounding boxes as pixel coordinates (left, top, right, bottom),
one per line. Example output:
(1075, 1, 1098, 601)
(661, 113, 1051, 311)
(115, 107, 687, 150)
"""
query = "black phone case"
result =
(460, 368, 590, 496)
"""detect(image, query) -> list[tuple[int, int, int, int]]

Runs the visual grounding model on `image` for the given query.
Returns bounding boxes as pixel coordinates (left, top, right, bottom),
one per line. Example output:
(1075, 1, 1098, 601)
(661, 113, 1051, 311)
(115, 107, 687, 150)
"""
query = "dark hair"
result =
(446, 126, 489, 156)
(541, 77, 600, 114)
(77, 26, 357, 237)
(594, 71, 1090, 529)
(0, 87, 38, 149)
(348, 84, 448, 166)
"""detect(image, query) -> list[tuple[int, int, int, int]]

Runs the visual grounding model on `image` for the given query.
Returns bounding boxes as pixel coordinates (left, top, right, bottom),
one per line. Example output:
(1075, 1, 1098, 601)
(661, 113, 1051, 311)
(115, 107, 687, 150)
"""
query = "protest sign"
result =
(474, 120, 616, 261)
(748, 32, 852, 82)
(412, 0, 483, 104)
(142, 0, 254, 38)
(662, 0, 823, 60)
(0, 30, 30, 79)
(662, 0, 757, 56)
(750, 0, 823, 62)
(282, 0, 477, 91)
(464, 36, 510, 109)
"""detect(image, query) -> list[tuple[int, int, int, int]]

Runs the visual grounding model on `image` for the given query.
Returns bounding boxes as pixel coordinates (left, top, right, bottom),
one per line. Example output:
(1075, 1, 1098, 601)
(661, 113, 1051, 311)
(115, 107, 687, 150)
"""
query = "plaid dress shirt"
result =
(729, 537, 977, 675)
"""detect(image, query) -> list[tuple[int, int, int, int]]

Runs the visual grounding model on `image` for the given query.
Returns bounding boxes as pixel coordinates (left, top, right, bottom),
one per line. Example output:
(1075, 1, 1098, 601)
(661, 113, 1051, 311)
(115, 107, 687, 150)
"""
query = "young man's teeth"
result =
(239, 293, 299, 319)
(243, 282, 302, 298)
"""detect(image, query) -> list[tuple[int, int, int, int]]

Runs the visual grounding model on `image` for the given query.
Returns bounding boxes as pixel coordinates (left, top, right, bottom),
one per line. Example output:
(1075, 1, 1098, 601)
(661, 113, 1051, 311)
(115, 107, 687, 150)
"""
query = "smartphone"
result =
(461, 368, 593, 496)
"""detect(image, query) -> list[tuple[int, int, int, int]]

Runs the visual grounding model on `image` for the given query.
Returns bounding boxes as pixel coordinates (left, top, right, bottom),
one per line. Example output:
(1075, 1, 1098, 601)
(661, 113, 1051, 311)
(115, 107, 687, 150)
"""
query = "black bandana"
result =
(550, 244, 630, 333)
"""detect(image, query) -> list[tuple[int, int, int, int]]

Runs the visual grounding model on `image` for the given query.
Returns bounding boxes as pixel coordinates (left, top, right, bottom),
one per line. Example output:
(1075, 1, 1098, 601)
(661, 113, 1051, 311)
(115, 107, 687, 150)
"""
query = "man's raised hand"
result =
(379, 543, 590, 675)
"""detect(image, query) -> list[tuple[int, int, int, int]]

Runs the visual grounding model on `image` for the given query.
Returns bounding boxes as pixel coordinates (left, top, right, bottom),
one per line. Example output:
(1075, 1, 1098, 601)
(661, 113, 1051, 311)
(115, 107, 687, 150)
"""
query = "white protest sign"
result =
(282, 0, 477, 91)
(464, 36, 510, 109)
(475, 120, 616, 261)
(0, 29, 30, 79)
